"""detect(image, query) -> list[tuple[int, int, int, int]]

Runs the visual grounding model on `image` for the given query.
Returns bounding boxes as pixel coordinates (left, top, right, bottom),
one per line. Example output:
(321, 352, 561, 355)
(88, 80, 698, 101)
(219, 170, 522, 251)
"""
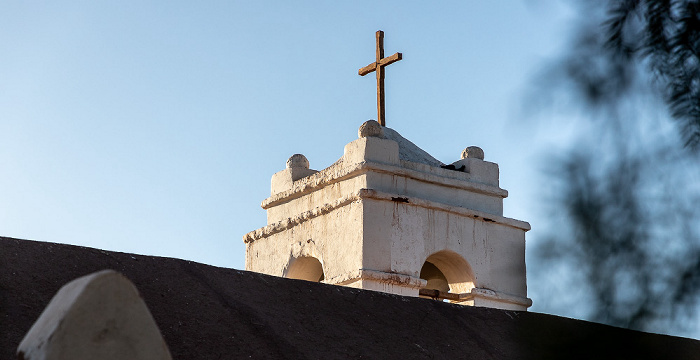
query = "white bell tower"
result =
(244, 120, 532, 311)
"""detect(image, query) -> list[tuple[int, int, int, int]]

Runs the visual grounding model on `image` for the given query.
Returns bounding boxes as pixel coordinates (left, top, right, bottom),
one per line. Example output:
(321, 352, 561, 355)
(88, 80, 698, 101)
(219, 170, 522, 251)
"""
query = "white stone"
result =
(271, 154, 318, 194)
(17, 270, 172, 360)
(358, 120, 384, 138)
(244, 125, 531, 311)
(287, 154, 310, 169)
(461, 146, 485, 160)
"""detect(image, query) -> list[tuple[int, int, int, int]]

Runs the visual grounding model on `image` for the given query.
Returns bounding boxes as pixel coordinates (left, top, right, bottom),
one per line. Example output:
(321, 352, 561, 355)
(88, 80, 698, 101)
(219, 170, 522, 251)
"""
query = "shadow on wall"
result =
(420, 250, 475, 303)
(285, 256, 324, 282)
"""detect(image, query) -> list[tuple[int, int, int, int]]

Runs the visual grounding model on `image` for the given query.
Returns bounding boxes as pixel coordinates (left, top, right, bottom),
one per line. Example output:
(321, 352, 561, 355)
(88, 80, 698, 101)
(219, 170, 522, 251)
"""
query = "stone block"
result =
(270, 167, 318, 194)
(450, 158, 499, 186)
(343, 137, 399, 165)
(270, 154, 319, 194)
(17, 270, 172, 360)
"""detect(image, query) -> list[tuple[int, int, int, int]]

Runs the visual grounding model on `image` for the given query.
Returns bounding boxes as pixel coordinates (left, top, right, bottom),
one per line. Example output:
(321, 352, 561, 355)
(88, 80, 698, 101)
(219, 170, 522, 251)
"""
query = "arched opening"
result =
(284, 256, 325, 282)
(419, 250, 475, 303)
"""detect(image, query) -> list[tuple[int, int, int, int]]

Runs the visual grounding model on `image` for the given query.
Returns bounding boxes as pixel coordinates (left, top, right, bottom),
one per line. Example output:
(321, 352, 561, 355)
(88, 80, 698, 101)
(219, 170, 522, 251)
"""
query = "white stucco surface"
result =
(244, 121, 532, 310)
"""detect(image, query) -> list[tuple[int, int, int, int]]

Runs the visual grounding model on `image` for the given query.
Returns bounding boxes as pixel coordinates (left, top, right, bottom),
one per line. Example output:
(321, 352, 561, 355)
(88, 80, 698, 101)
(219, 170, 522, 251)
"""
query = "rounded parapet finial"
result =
(358, 120, 384, 138)
(286, 154, 310, 169)
(461, 146, 484, 160)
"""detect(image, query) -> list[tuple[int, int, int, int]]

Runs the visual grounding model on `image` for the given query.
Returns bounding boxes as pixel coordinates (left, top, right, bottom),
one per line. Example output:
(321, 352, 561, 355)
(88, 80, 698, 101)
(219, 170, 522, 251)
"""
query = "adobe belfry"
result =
(243, 120, 532, 311)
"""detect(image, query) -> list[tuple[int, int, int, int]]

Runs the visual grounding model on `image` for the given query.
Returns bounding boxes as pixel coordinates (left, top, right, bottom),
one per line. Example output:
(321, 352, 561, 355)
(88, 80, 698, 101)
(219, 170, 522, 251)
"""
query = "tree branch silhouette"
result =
(529, 0, 700, 335)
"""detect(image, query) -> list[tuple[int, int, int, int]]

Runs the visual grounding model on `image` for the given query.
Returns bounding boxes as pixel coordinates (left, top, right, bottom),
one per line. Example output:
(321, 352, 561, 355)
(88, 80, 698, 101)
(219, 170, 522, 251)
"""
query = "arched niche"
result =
(284, 256, 325, 282)
(419, 250, 475, 301)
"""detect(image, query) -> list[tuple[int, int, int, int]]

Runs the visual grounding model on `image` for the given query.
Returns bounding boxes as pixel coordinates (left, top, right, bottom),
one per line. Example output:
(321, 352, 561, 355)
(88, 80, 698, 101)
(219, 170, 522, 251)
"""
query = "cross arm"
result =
(358, 52, 402, 76)
(378, 52, 402, 67)
(359, 63, 377, 76)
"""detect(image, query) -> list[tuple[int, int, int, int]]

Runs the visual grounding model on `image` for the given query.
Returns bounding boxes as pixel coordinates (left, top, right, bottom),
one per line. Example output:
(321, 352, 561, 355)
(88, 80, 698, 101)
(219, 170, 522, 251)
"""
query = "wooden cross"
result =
(359, 30, 402, 127)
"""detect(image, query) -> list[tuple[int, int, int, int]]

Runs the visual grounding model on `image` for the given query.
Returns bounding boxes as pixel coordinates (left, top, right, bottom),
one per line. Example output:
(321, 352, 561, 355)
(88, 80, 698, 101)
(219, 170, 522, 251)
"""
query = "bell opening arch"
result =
(419, 250, 475, 302)
(284, 256, 325, 282)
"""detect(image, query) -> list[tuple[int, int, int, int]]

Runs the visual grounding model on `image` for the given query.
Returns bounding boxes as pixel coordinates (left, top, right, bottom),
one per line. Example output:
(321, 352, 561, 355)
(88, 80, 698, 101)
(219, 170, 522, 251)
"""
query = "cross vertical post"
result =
(359, 30, 402, 127)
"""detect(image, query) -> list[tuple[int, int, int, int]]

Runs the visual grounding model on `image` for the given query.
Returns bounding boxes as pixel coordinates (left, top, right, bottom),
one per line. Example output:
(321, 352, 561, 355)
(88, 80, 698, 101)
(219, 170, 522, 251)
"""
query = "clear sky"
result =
(1, 2, 576, 315)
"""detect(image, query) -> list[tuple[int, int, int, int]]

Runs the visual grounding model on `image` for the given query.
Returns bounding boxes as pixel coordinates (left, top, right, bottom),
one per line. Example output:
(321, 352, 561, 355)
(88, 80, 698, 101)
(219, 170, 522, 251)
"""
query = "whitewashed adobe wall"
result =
(244, 120, 532, 311)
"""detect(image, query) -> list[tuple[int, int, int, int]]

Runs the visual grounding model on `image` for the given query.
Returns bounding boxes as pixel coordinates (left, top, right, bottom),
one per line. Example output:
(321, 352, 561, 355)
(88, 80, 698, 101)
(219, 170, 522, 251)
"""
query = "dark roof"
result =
(2, 236, 699, 360)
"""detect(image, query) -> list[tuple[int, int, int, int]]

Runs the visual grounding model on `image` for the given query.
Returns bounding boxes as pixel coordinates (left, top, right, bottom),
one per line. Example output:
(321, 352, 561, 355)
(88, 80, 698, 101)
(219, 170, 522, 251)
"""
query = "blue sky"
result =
(1, 2, 577, 314)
